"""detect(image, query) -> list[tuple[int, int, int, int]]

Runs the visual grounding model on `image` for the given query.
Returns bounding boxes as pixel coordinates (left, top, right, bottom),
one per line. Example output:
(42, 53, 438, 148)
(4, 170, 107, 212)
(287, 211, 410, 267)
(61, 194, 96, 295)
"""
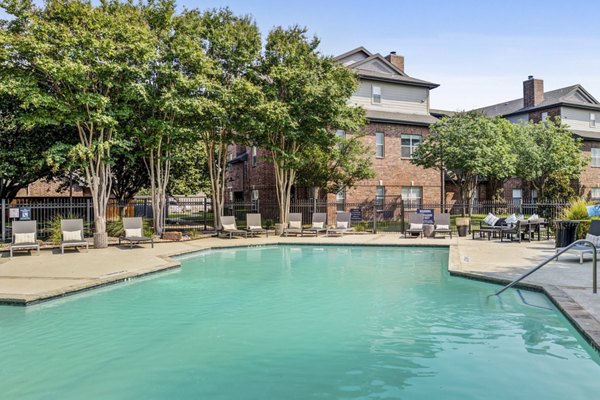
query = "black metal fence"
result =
(1, 196, 570, 241)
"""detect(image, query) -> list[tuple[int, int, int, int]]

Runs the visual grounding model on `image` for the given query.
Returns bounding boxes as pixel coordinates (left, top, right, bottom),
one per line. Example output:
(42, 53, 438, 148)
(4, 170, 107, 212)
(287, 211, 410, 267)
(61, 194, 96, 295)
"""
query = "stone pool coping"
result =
(1, 234, 599, 350)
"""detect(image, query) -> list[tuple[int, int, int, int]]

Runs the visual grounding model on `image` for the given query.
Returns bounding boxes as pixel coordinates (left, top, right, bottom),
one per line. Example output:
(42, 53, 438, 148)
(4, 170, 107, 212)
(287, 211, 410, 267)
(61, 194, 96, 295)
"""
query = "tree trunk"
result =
(203, 128, 228, 230)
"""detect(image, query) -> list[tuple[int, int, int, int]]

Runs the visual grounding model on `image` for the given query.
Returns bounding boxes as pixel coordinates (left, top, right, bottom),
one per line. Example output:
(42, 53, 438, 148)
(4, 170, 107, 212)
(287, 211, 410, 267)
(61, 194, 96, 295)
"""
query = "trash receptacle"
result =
(555, 220, 579, 248)
(457, 225, 469, 237)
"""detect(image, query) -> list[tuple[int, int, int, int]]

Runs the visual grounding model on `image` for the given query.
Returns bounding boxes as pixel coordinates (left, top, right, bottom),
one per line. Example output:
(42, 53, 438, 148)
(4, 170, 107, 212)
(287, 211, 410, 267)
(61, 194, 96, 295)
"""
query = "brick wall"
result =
(528, 107, 561, 123)
(225, 121, 443, 205)
(16, 178, 89, 197)
(578, 140, 600, 199)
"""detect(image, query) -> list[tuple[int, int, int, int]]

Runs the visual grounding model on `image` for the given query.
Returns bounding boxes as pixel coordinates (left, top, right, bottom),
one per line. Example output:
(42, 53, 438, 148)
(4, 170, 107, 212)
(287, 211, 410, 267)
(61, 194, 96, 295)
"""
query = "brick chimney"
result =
(385, 51, 404, 73)
(523, 76, 544, 108)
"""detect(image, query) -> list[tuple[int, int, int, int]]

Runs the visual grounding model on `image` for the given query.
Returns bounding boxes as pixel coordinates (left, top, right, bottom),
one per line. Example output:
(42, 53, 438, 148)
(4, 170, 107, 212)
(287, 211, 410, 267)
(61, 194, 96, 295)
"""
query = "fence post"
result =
(86, 198, 91, 229)
(400, 199, 405, 233)
(1, 198, 5, 242)
(203, 197, 207, 232)
(373, 203, 377, 234)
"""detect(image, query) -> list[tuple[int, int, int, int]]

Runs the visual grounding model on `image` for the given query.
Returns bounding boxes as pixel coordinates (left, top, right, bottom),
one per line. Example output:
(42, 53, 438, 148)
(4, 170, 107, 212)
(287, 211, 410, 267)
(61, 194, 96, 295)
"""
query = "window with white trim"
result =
(402, 186, 422, 208)
(251, 146, 257, 167)
(401, 135, 421, 158)
(531, 189, 538, 203)
(512, 188, 522, 204)
(336, 187, 345, 211)
(372, 85, 381, 104)
(592, 188, 600, 201)
(375, 132, 384, 158)
(592, 148, 600, 167)
(541, 112, 548, 123)
(591, 113, 596, 128)
(375, 186, 385, 206)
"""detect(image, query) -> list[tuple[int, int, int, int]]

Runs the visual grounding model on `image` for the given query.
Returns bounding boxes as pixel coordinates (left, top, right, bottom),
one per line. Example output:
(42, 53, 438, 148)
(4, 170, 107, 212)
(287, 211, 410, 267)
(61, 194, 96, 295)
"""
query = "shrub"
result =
(106, 218, 154, 238)
(561, 199, 590, 239)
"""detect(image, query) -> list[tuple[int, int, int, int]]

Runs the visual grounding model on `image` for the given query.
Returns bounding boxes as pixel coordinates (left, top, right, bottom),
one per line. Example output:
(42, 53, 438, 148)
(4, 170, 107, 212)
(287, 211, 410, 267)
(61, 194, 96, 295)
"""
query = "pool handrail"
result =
(491, 239, 597, 297)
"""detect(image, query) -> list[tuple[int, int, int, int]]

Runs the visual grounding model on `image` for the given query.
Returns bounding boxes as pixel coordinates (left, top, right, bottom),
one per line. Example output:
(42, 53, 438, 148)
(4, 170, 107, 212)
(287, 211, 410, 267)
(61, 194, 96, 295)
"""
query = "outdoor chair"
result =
(556, 220, 600, 263)
(284, 213, 303, 237)
(246, 213, 268, 237)
(9, 220, 40, 257)
(404, 213, 424, 238)
(218, 216, 248, 239)
(432, 213, 452, 238)
(60, 219, 89, 254)
(302, 213, 328, 237)
(326, 212, 355, 236)
(472, 217, 506, 240)
(119, 217, 154, 248)
(500, 220, 532, 243)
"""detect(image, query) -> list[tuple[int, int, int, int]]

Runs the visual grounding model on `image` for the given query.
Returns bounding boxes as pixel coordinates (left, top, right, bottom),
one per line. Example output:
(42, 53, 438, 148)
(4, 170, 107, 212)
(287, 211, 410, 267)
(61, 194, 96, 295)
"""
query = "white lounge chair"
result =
(9, 220, 40, 257)
(246, 213, 268, 237)
(119, 217, 154, 248)
(302, 213, 327, 237)
(327, 212, 355, 236)
(218, 216, 248, 239)
(284, 213, 303, 237)
(60, 219, 89, 253)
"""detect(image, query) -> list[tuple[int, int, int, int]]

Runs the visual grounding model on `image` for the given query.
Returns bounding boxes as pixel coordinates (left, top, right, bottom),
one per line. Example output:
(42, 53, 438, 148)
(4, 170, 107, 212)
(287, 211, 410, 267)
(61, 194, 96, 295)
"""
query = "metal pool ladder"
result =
(491, 239, 598, 297)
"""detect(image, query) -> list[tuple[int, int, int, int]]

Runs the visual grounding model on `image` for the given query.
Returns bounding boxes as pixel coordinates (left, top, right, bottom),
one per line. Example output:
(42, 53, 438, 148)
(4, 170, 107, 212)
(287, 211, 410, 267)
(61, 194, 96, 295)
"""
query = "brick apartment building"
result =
(226, 47, 442, 208)
(477, 77, 600, 202)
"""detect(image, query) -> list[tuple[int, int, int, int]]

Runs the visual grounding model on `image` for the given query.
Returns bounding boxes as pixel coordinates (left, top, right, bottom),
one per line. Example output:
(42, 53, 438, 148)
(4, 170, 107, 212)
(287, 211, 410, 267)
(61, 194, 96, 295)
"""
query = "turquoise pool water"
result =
(1, 245, 599, 399)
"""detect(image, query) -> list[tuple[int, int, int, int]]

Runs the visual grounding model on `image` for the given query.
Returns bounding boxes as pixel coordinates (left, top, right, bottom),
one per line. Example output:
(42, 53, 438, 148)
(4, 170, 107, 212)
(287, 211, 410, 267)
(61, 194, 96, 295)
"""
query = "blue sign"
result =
(417, 208, 434, 225)
(350, 208, 362, 221)
(19, 207, 32, 221)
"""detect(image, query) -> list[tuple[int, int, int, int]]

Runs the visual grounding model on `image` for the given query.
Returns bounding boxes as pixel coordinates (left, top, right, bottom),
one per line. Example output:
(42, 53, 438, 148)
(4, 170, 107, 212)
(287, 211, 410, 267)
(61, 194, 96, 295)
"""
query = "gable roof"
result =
(477, 84, 600, 117)
(334, 47, 439, 89)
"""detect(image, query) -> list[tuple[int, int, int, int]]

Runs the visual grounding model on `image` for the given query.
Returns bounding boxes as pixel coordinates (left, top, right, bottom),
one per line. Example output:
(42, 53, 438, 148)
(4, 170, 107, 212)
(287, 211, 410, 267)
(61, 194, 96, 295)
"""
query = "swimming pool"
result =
(1, 245, 599, 399)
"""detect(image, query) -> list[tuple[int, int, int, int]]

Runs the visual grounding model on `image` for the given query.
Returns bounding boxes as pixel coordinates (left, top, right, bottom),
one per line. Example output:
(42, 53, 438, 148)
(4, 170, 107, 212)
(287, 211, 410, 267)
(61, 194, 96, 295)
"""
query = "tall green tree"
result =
(411, 112, 517, 215)
(0, 0, 155, 247)
(187, 8, 262, 228)
(167, 140, 211, 195)
(514, 118, 586, 199)
(257, 26, 365, 224)
(295, 134, 374, 197)
(0, 95, 71, 200)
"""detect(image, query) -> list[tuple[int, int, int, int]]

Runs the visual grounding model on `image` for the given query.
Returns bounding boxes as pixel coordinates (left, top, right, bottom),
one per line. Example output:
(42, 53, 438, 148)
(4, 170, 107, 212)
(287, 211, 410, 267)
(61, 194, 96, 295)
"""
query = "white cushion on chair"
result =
(222, 223, 236, 231)
(586, 234, 599, 247)
(312, 222, 324, 229)
(248, 225, 262, 230)
(289, 220, 301, 229)
(63, 230, 81, 241)
(336, 221, 348, 229)
(505, 214, 517, 225)
(483, 213, 499, 226)
(410, 223, 423, 230)
(14, 233, 35, 244)
(125, 228, 142, 238)
(436, 224, 449, 230)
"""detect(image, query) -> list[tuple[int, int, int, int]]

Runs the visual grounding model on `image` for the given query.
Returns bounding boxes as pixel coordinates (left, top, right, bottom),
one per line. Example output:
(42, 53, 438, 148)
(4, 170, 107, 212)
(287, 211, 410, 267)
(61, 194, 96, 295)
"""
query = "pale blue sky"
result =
(3, 1, 598, 110)
(194, 0, 600, 111)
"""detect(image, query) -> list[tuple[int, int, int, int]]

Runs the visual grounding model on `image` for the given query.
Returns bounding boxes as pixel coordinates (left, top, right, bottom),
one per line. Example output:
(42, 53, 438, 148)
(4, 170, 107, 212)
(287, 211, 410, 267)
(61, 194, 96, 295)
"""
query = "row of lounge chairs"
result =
(218, 212, 356, 238)
(7, 217, 152, 257)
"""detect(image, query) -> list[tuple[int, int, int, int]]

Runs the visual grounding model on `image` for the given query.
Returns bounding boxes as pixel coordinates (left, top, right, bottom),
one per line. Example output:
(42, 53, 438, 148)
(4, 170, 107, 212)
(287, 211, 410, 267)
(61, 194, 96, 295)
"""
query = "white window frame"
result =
(592, 148, 600, 167)
(251, 146, 257, 167)
(336, 187, 345, 211)
(541, 112, 548, 123)
(372, 85, 381, 104)
(402, 186, 422, 208)
(401, 135, 421, 159)
(512, 188, 523, 204)
(591, 113, 596, 128)
(592, 188, 600, 201)
(375, 132, 385, 158)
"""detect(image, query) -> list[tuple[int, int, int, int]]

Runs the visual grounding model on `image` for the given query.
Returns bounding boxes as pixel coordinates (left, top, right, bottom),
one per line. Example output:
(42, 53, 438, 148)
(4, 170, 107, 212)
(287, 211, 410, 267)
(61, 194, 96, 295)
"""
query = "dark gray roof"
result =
(476, 84, 600, 117)
(357, 69, 439, 89)
(336, 48, 439, 89)
(366, 110, 438, 126)
(430, 109, 458, 118)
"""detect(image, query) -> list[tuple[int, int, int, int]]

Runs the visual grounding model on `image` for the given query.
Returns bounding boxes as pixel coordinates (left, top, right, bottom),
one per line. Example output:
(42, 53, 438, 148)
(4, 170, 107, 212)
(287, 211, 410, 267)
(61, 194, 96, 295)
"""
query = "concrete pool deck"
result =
(1, 233, 599, 348)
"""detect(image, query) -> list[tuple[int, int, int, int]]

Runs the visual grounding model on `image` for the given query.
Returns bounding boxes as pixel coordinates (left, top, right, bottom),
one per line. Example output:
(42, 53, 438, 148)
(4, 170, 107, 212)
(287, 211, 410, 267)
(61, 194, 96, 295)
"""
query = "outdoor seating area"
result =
(471, 212, 551, 243)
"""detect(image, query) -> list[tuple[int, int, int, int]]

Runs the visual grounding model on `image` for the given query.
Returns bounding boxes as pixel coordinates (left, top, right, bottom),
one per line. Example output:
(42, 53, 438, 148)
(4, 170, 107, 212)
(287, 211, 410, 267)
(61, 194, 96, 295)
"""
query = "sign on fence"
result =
(417, 208, 434, 224)
(19, 207, 32, 221)
(9, 208, 19, 219)
(350, 208, 362, 221)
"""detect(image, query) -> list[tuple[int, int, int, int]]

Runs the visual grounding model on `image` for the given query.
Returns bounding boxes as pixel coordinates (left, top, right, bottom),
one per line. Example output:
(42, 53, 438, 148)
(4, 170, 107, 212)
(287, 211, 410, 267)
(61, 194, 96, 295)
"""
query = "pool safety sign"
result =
(9, 208, 19, 219)
(19, 207, 32, 221)
(416, 208, 434, 225)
